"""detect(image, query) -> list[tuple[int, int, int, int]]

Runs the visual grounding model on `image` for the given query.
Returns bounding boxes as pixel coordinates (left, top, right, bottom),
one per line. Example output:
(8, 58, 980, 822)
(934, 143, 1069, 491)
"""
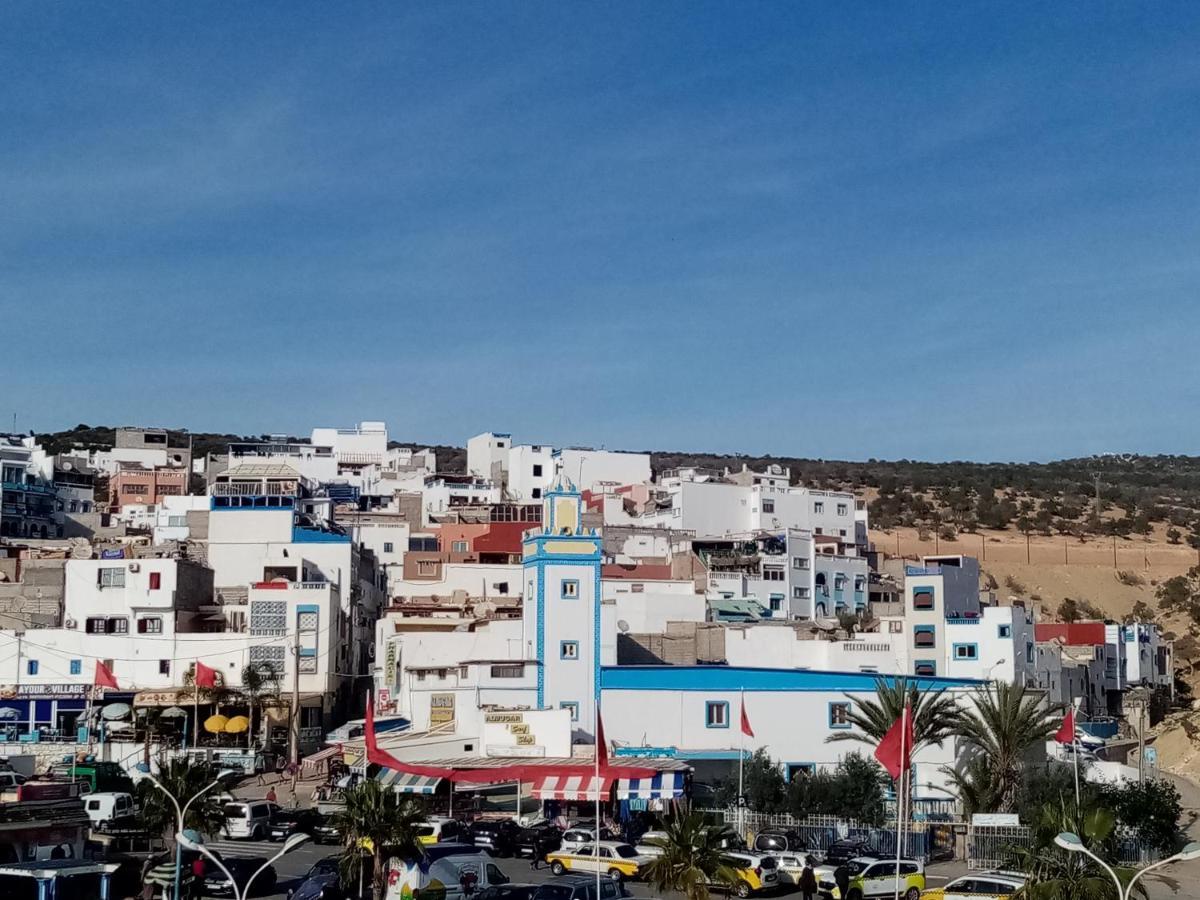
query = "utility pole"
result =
(1092, 472, 1103, 531)
(1137, 700, 1146, 785)
(290, 633, 301, 779)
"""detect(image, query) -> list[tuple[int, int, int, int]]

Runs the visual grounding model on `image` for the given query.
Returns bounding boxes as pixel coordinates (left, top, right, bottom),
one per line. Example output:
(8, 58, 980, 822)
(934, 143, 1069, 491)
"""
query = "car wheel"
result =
(905, 889, 919, 900)
(551, 862, 566, 876)
(735, 881, 752, 898)
(847, 890, 863, 900)
(607, 869, 624, 883)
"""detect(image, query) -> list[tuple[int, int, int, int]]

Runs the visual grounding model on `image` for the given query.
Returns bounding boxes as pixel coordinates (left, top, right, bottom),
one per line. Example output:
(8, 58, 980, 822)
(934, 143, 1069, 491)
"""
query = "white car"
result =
(774, 853, 817, 886)
(634, 830, 669, 858)
(934, 871, 1028, 900)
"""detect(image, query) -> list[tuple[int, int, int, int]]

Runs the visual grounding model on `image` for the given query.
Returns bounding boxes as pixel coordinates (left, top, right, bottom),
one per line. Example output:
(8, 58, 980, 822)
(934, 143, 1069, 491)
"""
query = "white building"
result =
(420, 476, 502, 525)
(152, 495, 210, 544)
(467, 432, 651, 502)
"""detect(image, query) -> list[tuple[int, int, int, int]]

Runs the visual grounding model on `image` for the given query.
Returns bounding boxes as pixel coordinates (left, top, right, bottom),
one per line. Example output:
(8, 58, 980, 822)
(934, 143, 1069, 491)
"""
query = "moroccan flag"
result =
(740, 699, 755, 738)
(94, 660, 119, 689)
(194, 661, 218, 688)
(874, 704, 914, 780)
(596, 708, 609, 770)
(1055, 706, 1076, 744)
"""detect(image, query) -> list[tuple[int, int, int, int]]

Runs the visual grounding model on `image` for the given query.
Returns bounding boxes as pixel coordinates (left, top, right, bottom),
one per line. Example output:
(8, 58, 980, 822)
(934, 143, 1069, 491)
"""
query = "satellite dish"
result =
(617, 620, 630, 633)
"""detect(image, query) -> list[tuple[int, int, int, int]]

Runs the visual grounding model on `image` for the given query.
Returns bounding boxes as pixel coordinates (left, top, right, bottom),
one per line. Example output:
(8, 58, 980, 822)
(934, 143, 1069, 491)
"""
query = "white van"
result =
(85, 792, 137, 829)
(386, 846, 510, 900)
(222, 800, 280, 840)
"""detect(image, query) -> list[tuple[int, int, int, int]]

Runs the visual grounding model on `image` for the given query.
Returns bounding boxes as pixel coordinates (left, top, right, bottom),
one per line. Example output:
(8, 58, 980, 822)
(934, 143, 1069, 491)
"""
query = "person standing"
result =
(266, 786, 278, 803)
(834, 863, 850, 900)
(799, 859, 818, 900)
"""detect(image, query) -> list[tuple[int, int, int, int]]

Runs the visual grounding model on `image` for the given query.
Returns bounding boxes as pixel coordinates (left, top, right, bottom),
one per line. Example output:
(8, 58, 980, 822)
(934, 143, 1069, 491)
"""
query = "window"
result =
(159, 660, 170, 675)
(1026, 642, 1034, 663)
(829, 702, 851, 729)
(417, 560, 438, 575)
(416, 671, 426, 681)
(451, 541, 468, 553)
(888, 620, 904, 634)
(763, 568, 785, 582)
(998, 624, 1012, 639)
(530, 488, 542, 499)
(383, 542, 394, 553)
(561, 580, 579, 599)
(560, 641, 579, 660)
(490, 664, 524, 678)
(954, 644, 979, 660)
(705, 701, 729, 728)
(837, 503, 848, 516)
(460, 666, 469, 678)
(813, 502, 824, 514)
(98, 567, 126, 588)
(914, 660, 937, 677)
(168, 516, 187, 527)
(122, 483, 149, 495)
(149, 572, 162, 590)
(26, 660, 38, 676)
(786, 763, 816, 781)
(914, 625, 936, 648)
(138, 617, 163, 634)
(769, 596, 783, 612)
(793, 587, 810, 599)
(86, 617, 107, 634)
(560, 701, 579, 721)
(792, 557, 809, 570)
(69, 659, 81, 675)
(631, 583, 644, 593)
(762, 499, 775, 514)
(532, 464, 543, 477)
(108, 617, 128, 634)
(912, 587, 935, 610)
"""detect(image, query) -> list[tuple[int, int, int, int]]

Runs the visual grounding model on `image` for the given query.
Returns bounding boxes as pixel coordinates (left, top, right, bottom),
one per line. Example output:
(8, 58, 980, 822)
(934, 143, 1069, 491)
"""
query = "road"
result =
(214, 840, 1199, 900)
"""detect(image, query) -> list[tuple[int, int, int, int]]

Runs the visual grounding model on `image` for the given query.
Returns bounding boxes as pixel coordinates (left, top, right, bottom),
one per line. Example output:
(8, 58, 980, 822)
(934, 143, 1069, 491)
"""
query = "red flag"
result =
(874, 703, 914, 780)
(94, 660, 118, 690)
(596, 709, 609, 770)
(194, 661, 218, 689)
(1055, 706, 1076, 744)
(740, 700, 755, 738)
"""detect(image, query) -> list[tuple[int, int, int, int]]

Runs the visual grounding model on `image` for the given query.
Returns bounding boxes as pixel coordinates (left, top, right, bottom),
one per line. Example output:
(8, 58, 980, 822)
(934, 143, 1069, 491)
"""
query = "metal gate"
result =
(966, 823, 1031, 870)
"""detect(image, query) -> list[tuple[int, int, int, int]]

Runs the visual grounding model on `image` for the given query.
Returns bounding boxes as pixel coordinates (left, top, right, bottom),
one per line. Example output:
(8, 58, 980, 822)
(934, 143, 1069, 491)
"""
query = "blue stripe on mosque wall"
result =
(599, 666, 982, 693)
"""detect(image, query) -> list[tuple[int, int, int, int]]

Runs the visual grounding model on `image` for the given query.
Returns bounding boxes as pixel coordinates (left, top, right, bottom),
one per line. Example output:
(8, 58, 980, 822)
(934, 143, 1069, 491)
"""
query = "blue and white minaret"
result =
(522, 475, 602, 739)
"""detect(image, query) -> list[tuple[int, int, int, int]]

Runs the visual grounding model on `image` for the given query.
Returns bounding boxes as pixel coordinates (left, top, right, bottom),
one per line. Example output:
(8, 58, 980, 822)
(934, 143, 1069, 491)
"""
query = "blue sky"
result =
(4, 3, 1200, 462)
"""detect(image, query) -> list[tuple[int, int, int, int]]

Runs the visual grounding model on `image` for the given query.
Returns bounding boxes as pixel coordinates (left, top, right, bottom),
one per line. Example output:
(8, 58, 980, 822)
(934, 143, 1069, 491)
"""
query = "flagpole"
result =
(892, 704, 907, 900)
(594, 698, 601, 900)
(193, 660, 200, 749)
(1071, 698, 1080, 810)
(738, 689, 745, 843)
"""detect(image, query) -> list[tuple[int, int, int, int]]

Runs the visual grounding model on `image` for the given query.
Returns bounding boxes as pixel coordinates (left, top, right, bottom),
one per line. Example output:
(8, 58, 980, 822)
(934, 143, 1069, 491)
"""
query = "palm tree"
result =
(643, 808, 741, 900)
(1012, 801, 1147, 900)
(941, 756, 1003, 819)
(826, 676, 960, 755)
(954, 682, 1059, 812)
(330, 779, 425, 900)
(135, 758, 226, 842)
(240, 662, 282, 750)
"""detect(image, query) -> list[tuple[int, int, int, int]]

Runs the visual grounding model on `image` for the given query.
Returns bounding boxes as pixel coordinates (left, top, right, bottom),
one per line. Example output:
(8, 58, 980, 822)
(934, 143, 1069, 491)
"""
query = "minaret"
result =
(522, 474, 602, 739)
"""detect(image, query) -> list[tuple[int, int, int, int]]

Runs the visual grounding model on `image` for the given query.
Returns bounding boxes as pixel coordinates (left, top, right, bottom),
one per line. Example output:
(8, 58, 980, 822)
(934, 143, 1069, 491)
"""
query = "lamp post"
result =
(1054, 832, 1200, 900)
(982, 659, 1008, 681)
(178, 831, 310, 900)
(145, 767, 236, 900)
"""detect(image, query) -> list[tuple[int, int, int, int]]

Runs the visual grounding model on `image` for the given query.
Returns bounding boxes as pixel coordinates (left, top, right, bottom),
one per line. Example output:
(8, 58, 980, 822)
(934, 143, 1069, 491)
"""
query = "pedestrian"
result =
(266, 786, 277, 803)
(834, 863, 850, 900)
(190, 856, 205, 900)
(799, 859, 818, 900)
(529, 837, 545, 871)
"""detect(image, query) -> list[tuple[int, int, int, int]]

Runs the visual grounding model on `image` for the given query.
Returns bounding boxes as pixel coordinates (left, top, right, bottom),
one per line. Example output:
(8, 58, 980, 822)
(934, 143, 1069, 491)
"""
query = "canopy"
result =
(615, 772, 685, 800)
(0, 708, 19, 720)
(375, 770, 442, 795)
(102, 703, 132, 720)
(204, 714, 228, 734)
(160, 706, 188, 719)
(532, 774, 614, 802)
(224, 716, 250, 734)
(301, 745, 341, 775)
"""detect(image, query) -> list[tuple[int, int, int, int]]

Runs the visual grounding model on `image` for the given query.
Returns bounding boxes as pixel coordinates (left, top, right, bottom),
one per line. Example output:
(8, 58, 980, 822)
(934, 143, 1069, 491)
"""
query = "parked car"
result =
(223, 800, 281, 840)
(774, 852, 818, 886)
(203, 851, 278, 896)
(545, 842, 651, 883)
(753, 826, 810, 855)
(476, 885, 540, 900)
(816, 857, 924, 900)
(718, 851, 780, 898)
(560, 825, 617, 850)
(921, 871, 1026, 900)
(417, 817, 467, 845)
(287, 857, 342, 900)
(821, 838, 881, 866)
(268, 807, 325, 842)
(531, 874, 629, 900)
(0, 772, 27, 790)
(514, 822, 562, 858)
(84, 791, 137, 829)
(470, 819, 522, 856)
(632, 830, 668, 858)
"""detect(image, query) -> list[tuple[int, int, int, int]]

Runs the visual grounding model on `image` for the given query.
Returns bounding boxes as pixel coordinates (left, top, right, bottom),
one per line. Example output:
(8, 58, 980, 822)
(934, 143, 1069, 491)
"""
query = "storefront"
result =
(0, 685, 103, 742)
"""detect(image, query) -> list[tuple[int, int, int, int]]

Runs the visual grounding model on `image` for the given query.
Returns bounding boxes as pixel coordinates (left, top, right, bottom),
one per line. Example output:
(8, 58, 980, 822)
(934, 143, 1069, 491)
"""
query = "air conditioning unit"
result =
(65, 619, 77, 629)
(127, 562, 141, 573)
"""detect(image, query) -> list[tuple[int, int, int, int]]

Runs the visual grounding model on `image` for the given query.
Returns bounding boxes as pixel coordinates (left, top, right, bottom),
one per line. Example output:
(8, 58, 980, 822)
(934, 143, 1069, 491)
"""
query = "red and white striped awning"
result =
(532, 774, 614, 801)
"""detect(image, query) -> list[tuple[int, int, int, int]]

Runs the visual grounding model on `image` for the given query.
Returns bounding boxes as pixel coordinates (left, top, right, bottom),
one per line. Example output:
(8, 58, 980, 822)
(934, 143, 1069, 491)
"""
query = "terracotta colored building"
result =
(110, 464, 188, 510)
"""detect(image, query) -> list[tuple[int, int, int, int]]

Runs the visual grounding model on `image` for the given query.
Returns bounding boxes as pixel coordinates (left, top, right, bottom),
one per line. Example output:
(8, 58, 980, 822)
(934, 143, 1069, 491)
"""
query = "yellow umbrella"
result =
(224, 715, 250, 734)
(204, 714, 229, 734)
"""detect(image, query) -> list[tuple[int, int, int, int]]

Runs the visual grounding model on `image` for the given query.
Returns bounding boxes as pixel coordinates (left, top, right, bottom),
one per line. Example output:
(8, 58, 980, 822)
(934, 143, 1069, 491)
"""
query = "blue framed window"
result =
(914, 659, 937, 677)
(561, 580, 579, 599)
(560, 701, 579, 721)
(912, 587, 935, 610)
(769, 595, 783, 612)
(998, 624, 1012, 639)
(705, 701, 730, 729)
(560, 640, 579, 660)
(786, 763, 816, 781)
(953, 643, 978, 661)
(27, 660, 38, 676)
(828, 702, 852, 729)
(914, 625, 936, 648)
(69, 659, 81, 675)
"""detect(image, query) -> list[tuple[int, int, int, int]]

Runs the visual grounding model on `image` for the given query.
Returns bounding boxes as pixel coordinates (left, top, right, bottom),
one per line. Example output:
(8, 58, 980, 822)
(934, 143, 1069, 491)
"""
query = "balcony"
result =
(2, 480, 55, 495)
(213, 480, 299, 497)
(946, 617, 981, 625)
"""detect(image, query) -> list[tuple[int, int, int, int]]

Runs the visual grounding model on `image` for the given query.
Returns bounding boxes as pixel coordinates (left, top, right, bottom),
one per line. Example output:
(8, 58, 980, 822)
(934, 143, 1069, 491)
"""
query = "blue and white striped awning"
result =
(375, 769, 442, 794)
(615, 771, 685, 800)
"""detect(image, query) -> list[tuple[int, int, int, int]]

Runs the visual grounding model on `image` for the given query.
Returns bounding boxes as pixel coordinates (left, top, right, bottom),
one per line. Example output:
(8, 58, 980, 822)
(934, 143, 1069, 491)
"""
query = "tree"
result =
(1058, 598, 1081, 623)
(942, 756, 1003, 819)
(240, 662, 282, 748)
(135, 759, 226, 842)
(1167, 527, 1183, 545)
(330, 780, 424, 900)
(713, 749, 786, 813)
(1012, 801, 1146, 900)
(643, 807, 740, 900)
(953, 683, 1059, 812)
(1157, 569, 1200, 625)
(1095, 779, 1182, 855)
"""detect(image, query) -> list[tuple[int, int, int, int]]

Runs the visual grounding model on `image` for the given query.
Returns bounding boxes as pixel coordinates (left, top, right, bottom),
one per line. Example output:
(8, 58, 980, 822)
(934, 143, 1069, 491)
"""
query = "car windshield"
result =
(845, 861, 870, 875)
(223, 804, 247, 818)
(416, 826, 435, 837)
(759, 857, 777, 869)
(614, 846, 638, 859)
(533, 889, 573, 900)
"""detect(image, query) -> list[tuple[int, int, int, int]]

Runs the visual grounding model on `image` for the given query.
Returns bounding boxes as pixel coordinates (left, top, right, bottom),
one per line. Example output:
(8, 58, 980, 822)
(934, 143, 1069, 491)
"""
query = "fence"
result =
(967, 823, 1156, 870)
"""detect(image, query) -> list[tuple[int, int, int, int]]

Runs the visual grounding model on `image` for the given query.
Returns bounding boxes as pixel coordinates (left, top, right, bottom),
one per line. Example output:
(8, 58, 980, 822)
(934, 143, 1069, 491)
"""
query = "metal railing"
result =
(212, 480, 298, 496)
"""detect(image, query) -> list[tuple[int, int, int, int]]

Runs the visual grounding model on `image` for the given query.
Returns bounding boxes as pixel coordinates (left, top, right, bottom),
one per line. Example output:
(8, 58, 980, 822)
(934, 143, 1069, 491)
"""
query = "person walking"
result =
(834, 863, 850, 900)
(799, 858, 818, 900)
(529, 836, 545, 871)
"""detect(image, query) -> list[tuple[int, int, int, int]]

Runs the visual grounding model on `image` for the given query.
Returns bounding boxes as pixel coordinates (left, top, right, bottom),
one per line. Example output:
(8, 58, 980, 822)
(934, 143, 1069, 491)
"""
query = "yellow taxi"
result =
(816, 858, 926, 900)
(718, 851, 781, 898)
(546, 841, 652, 881)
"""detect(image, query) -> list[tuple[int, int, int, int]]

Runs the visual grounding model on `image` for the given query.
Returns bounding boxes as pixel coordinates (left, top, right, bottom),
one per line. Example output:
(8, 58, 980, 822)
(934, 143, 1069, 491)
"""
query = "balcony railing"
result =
(1, 480, 55, 495)
(212, 480, 298, 497)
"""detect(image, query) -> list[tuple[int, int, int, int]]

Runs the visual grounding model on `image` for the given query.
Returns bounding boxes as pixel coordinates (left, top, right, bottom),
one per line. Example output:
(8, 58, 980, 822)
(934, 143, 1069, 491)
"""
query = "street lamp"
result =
(145, 767, 237, 900)
(177, 831, 310, 900)
(982, 659, 1008, 681)
(1054, 832, 1200, 900)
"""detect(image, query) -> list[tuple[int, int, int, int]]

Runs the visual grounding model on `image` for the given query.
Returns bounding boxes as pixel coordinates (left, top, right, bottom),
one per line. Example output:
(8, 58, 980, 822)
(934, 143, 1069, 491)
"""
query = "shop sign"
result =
(0, 684, 97, 700)
(429, 693, 455, 725)
(515, 734, 535, 746)
(484, 712, 523, 724)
